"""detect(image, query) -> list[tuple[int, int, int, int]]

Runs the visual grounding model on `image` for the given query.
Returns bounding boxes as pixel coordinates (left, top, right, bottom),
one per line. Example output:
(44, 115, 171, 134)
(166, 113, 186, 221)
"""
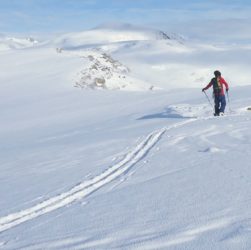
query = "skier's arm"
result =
(221, 78, 229, 91)
(202, 82, 212, 91)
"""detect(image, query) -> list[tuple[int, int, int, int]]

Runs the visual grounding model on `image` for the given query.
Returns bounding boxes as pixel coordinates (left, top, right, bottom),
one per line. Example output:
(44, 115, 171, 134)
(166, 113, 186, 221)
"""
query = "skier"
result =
(202, 70, 229, 116)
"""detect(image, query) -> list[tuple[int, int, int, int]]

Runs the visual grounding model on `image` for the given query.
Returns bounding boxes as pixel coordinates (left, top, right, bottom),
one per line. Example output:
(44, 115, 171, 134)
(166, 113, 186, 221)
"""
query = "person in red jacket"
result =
(202, 70, 229, 116)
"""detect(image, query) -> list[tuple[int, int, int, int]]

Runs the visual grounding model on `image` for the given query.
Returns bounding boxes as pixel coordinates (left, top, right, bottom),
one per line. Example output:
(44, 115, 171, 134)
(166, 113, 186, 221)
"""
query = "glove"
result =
(226, 88, 229, 92)
(202, 88, 205, 92)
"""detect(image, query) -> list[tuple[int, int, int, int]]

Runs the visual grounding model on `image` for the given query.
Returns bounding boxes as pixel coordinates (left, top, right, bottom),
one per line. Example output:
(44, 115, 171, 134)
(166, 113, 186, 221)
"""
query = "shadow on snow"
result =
(137, 107, 195, 120)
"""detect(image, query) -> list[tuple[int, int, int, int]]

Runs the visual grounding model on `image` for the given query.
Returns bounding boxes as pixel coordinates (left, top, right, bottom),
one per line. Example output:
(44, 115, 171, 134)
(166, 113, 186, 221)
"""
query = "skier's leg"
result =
(214, 96, 220, 115)
(219, 95, 226, 113)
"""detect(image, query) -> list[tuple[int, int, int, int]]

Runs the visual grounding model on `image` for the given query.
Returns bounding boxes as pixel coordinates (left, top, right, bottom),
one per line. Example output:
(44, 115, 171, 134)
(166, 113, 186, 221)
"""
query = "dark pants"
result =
(214, 95, 226, 115)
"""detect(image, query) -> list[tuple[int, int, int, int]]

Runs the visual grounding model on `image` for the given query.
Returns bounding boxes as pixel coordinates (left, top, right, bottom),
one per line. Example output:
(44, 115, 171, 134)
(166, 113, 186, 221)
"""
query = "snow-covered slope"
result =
(72, 49, 154, 90)
(1, 24, 251, 249)
(42, 23, 173, 90)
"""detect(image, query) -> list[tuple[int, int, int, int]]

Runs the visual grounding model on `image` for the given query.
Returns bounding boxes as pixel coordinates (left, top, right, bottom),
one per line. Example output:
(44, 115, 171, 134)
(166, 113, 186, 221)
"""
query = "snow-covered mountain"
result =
(50, 24, 177, 90)
(0, 35, 38, 51)
(53, 23, 172, 49)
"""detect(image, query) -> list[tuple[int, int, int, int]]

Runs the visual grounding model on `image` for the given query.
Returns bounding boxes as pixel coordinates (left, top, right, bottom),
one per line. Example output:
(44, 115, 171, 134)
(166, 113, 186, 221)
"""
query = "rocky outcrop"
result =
(75, 51, 131, 90)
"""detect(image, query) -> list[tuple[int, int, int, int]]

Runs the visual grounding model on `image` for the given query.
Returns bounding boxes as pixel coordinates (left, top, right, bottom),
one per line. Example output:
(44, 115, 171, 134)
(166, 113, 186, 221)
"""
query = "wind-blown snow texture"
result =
(0, 24, 251, 249)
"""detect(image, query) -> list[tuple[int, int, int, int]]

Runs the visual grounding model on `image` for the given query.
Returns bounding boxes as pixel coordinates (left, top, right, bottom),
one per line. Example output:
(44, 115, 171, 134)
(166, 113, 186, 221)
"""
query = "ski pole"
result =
(226, 91, 230, 103)
(203, 91, 213, 108)
(226, 91, 232, 113)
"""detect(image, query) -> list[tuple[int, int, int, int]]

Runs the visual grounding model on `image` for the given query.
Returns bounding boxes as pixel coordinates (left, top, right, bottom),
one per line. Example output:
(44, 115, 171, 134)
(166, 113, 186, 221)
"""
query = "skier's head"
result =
(214, 70, 221, 77)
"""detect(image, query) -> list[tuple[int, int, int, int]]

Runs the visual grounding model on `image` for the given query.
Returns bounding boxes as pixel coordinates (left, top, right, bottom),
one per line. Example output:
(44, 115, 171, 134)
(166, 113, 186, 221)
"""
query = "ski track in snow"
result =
(0, 115, 233, 233)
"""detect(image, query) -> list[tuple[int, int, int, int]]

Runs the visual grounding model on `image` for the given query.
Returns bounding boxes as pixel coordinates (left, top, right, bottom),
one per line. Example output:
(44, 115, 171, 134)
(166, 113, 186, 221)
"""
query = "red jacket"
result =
(204, 77, 229, 96)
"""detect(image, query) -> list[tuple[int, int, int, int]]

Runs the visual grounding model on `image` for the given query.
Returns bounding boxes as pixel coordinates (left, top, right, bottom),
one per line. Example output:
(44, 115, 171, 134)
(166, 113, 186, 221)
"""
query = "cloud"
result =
(181, 18, 251, 42)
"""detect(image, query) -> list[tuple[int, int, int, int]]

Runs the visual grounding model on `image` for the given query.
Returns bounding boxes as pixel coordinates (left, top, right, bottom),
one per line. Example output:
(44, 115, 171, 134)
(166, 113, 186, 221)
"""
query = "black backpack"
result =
(211, 77, 222, 95)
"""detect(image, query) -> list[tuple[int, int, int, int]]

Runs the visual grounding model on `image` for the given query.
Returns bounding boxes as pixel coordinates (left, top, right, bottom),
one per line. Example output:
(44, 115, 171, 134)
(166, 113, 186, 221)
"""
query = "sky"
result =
(0, 0, 251, 42)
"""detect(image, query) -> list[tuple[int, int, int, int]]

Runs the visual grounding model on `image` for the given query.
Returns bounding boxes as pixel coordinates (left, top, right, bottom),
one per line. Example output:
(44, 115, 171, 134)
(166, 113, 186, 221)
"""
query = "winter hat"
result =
(214, 70, 221, 77)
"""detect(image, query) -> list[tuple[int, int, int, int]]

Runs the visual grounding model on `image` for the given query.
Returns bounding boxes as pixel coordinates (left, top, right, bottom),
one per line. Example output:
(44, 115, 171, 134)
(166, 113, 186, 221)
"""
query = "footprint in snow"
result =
(199, 147, 225, 153)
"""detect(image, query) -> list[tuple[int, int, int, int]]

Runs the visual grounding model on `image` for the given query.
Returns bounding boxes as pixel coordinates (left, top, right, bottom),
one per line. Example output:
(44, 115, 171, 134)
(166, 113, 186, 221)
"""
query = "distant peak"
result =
(91, 23, 171, 41)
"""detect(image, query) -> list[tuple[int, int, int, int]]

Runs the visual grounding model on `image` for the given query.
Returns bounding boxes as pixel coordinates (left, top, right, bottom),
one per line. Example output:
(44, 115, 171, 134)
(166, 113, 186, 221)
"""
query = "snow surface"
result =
(1, 24, 251, 249)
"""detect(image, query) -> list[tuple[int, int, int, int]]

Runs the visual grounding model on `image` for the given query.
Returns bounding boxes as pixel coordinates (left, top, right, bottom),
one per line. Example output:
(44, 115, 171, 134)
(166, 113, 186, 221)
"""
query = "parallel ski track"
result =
(0, 118, 207, 233)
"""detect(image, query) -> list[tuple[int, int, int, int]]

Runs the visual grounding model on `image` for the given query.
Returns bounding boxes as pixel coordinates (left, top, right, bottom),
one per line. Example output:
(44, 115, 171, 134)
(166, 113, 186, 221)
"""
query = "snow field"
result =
(1, 24, 251, 249)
